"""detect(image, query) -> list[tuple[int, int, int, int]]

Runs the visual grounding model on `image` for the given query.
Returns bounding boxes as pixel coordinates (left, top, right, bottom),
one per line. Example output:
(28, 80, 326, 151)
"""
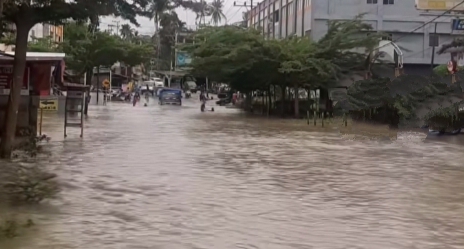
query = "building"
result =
(247, 0, 460, 73)
(28, 24, 64, 42)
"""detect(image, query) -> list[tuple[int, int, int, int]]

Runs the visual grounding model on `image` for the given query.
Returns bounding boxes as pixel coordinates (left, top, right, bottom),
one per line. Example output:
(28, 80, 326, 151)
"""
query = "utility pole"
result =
(233, 0, 253, 27)
(430, 22, 438, 69)
(113, 21, 120, 36)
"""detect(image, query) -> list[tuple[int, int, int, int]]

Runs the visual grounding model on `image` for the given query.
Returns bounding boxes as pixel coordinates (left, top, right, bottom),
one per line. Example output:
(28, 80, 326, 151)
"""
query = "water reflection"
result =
(2, 96, 464, 249)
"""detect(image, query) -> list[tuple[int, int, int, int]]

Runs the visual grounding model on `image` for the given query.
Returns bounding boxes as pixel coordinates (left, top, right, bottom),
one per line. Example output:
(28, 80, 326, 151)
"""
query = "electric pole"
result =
(113, 21, 120, 36)
(233, 1, 253, 27)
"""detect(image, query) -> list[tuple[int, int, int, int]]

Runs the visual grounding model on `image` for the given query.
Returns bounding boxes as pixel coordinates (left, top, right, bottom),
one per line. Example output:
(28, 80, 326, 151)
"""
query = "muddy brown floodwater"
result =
(3, 95, 464, 249)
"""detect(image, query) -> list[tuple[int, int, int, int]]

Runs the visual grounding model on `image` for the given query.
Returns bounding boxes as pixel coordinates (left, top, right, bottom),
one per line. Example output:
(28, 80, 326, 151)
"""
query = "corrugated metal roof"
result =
(0, 52, 65, 61)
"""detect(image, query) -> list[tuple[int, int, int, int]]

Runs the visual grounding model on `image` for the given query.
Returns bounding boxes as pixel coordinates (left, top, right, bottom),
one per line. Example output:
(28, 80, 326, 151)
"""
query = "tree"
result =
(120, 24, 134, 40)
(186, 17, 381, 118)
(209, 0, 226, 26)
(27, 36, 58, 52)
(155, 11, 186, 70)
(180, 0, 211, 25)
(0, 0, 151, 158)
(148, 0, 176, 32)
(62, 22, 153, 78)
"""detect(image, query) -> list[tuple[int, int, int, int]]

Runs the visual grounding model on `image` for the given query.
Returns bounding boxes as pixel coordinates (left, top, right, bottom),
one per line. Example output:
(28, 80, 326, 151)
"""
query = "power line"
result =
(378, 0, 464, 50)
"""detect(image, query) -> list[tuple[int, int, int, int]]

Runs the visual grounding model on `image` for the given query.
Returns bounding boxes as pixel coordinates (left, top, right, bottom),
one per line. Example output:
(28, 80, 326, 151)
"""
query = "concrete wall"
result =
(29, 24, 44, 41)
(250, 0, 458, 66)
(311, 0, 454, 65)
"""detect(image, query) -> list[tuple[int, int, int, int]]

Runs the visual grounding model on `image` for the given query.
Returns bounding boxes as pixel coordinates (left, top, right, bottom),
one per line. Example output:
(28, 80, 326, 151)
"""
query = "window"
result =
(273, 11, 279, 22)
(383, 0, 393, 4)
(367, 0, 377, 4)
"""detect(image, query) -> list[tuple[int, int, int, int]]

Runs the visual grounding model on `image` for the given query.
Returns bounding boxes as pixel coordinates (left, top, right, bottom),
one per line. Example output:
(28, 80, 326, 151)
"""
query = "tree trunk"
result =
(96, 66, 100, 104)
(294, 84, 299, 118)
(280, 86, 286, 117)
(267, 85, 271, 116)
(0, 21, 32, 158)
(84, 68, 92, 115)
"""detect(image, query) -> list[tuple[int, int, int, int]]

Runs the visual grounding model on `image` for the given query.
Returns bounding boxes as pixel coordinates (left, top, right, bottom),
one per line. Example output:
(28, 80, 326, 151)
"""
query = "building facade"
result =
(28, 24, 64, 42)
(248, 0, 459, 68)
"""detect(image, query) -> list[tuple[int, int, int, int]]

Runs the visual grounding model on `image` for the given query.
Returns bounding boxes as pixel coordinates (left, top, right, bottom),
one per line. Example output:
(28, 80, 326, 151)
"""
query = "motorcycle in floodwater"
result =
(185, 90, 191, 99)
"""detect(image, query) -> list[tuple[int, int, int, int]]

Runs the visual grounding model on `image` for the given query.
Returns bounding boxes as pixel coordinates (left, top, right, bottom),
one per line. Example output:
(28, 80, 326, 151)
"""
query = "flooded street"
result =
(4, 95, 464, 248)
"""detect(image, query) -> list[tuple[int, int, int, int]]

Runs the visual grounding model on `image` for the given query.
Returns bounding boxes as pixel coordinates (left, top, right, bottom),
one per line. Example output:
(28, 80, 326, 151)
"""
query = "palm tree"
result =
(149, 0, 175, 33)
(209, 0, 226, 26)
(120, 24, 134, 40)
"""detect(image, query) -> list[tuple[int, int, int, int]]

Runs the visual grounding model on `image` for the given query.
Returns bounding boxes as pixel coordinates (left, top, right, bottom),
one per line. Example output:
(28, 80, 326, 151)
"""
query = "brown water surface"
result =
(2, 95, 464, 249)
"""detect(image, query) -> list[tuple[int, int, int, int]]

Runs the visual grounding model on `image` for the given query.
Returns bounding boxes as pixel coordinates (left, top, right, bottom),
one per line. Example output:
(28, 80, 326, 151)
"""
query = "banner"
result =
(415, 0, 464, 11)
(176, 51, 192, 67)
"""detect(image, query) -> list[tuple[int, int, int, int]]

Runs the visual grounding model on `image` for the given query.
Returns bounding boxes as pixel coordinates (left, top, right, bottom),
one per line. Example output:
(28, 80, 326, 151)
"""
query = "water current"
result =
(2, 94, 464, 249)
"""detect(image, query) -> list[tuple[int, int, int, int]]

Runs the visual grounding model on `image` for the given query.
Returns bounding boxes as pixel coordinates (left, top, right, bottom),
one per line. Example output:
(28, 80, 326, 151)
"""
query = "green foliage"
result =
(62, 22, 154, 75)
(347, 78, 391, 110)
(186, 16, 379, 94)
(27, 36, 58, 52)
(344, 74, 464, 128)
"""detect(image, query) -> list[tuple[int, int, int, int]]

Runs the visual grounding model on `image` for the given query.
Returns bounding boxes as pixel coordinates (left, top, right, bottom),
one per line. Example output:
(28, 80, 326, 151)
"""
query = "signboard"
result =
(0, 66, 30, 95)
(176, 51, 192, 67)
(451, 19, 464, 30)
(416, 0, 464, 11)
(39, 98, 58, 111)
(102, 79, 110, 89)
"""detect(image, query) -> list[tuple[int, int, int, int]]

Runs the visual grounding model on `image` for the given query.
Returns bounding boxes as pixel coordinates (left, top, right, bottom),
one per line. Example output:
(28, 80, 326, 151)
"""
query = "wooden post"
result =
(307, 110, 309, 125)
(313, 111, 316, 126)
(39, 108, 43, 136)
(321, 112, 324, 127)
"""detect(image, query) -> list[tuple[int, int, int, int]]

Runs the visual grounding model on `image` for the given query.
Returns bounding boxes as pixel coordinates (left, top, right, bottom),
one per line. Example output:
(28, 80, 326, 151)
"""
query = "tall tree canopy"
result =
(185, 17, 380, 116)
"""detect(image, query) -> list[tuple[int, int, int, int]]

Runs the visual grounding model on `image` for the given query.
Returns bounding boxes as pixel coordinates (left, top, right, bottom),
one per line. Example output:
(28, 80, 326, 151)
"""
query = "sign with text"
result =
(0, 66, 30, 95)
(451, 19, 464, 30)
(39, 98, 58, 111)
(416, 0, 464, 11)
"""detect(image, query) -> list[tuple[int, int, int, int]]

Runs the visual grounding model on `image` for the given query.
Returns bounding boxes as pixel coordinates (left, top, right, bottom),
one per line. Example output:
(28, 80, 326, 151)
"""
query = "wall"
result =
(29, 24, 44, 41)
(311, 0, 456, 65)
(249, 0, 459, 66)
(43, 24, 64, 42)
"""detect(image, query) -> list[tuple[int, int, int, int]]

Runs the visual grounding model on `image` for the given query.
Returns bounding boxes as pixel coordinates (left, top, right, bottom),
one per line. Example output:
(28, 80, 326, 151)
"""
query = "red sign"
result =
(0, 66, 30, 95)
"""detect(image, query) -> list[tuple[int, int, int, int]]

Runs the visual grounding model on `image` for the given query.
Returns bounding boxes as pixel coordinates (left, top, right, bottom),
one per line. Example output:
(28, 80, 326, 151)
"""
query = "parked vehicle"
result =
(185, 81, 197, 93)
(158, 88, 182, 105)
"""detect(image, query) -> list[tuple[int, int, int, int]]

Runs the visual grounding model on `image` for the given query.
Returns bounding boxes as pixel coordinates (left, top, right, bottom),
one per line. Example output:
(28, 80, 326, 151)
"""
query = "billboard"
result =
(416, 0, 464, 11)
(176, 51, 192, 67)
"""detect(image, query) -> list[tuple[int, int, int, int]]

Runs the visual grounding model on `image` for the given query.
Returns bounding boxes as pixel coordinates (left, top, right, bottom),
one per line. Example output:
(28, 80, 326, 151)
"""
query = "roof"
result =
(152, 70, 191, 77)
(0, 52, 65, 61)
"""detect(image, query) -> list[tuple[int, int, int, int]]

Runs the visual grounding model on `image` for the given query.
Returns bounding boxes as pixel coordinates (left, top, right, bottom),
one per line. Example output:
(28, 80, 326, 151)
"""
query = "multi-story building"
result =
(247, 0, 460, 73)
(28, 23, 64, 42)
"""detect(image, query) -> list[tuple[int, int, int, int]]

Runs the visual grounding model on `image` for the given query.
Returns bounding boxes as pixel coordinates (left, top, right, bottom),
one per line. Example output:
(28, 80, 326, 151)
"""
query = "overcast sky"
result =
(100, 1, 247, 36)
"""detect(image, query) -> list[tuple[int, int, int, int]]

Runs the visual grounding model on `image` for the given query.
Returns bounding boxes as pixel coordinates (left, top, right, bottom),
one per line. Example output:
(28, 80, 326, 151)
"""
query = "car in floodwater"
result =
(158, 88, 182, 105)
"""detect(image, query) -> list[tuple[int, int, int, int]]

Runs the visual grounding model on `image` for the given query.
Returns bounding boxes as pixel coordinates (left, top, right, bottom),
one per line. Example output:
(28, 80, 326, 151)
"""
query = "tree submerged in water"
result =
(340, 73, 464, 130)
